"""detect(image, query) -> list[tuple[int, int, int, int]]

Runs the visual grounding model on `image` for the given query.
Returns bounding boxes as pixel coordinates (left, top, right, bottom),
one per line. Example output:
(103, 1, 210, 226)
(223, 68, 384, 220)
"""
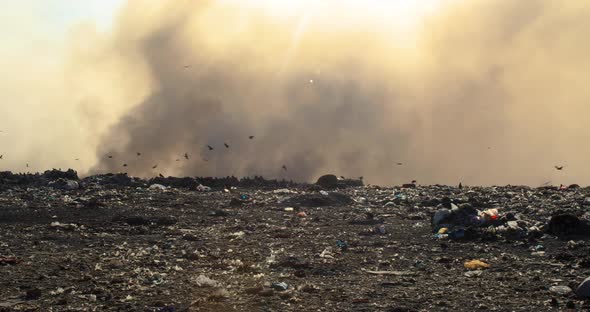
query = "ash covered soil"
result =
(1, 171, 590, 311)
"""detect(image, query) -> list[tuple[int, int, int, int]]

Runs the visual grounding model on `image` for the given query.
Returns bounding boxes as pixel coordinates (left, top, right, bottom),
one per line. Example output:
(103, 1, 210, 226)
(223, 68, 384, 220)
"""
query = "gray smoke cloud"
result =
(83, 0, 590, 185)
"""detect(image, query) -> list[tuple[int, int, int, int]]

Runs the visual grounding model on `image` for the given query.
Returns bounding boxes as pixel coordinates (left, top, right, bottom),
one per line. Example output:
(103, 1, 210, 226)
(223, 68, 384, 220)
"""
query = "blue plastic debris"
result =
(336, 240, 349, 250)
(158, 305, 175, 312)
(449, 228, 465, 239)
(375, 224, 386, 234)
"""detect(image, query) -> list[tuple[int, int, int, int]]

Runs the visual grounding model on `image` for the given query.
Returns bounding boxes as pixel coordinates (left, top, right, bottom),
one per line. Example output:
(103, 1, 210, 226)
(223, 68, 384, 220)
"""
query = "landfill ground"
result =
(1, 171, 590, 311)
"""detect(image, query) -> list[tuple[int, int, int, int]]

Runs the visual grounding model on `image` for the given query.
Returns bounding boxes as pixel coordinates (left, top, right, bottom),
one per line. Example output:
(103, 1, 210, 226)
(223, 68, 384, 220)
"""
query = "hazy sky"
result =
(2, 1, 590, 186)
(0, 0, 122, 173)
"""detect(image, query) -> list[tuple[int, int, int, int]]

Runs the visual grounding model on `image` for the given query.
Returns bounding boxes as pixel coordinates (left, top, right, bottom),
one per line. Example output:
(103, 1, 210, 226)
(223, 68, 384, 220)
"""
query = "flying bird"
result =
(176, 159, 180, 162)
(152, 164, 158, 169)
(249, 136, 254, 139)
(0, 155, 3, 159)
(396, 163, 403, 166)
(123, 164, 128, 167)
(359, 176, 364, 181)
(137, 152, 141, 156)
(184, 65, 191, 68)
(184, 153, 189, 159)
(340, 176, 345, 179)
(26, 163, 29, 168)
(224, 143, 229, 148)
(159, 173, 164, 178)
(282, 165, 287, 171)
(207, 145, 214, 151)
(75, 158, 79, 161)
(555, 166, 564, 170)
(108, 155, 113, 159)
(411, 180, 417, 184)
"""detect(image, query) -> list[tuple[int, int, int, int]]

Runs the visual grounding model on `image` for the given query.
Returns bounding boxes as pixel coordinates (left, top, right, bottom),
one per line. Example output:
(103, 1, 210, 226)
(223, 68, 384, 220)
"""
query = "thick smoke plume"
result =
(8, 0, 590, 185)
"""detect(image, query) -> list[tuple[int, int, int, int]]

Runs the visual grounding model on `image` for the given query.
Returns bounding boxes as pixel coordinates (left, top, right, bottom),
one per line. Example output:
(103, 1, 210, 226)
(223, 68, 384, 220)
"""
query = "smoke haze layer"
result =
(3, 0, 590, 185)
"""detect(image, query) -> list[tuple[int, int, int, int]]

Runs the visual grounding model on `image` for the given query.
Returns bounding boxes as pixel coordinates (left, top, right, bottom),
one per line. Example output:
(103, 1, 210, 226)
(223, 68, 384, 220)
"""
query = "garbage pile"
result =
(0, 170, 589, 311)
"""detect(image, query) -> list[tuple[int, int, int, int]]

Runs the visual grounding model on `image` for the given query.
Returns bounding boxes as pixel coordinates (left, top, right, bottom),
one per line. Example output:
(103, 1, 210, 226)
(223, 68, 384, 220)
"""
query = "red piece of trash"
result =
(0, 256, 19, 265)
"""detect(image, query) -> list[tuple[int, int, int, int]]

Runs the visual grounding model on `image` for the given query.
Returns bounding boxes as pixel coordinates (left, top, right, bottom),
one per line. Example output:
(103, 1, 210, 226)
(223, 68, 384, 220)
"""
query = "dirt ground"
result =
(1, 172, 590, 311)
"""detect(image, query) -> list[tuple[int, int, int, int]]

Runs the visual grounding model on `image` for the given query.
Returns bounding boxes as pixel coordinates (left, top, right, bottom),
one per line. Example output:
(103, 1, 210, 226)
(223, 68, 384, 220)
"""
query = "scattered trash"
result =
(271, 282, 289, 291)
(576, 276, 590, 298)
(50, 221, 78, 231)
(48, 178, 79, 190)
(336, 240, 349, 251)
(316, 174, 339, 189)
(274, 189, 297, 194)
(158, 305, 176, 312)
(0, 169, 588, 310)
(375, 224, 386, 234)
(24, 288, 42, 300)
(361, 269, 415, 276)
(547, 214, 590, 236)
(479, 208, 499, 222)
(297, 211, 307, 218)
(282, 192, 353, 207)
(208, 288, 230, 301)
(149, 184, 168, 190)
(194, 275, 219, 288)
(464, 270, 483, 278)
(549, 285, 572, 296)
(0, 256, 19, 265)
(464, 260, 490, 270)
(196, 184, 212, 192)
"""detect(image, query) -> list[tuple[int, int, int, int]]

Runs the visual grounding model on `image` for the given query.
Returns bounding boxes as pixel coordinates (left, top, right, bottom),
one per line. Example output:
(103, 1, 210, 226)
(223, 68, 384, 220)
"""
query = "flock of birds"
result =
(0, 129, 571, 179)
(0, 134, 292, 178)
(0, 134, 292, 175)
(97, 135, 295, 173)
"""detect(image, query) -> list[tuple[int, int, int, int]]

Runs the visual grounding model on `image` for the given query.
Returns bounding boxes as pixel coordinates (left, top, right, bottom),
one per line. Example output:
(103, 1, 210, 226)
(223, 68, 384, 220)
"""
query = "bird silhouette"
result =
(108, 155, 113, 159)
(359, 176, 364, 180)
(123, 164, 128, 167)
(282, 165, 287, 171)
(184, 65, 191, 68)
(411, 180, 417, 184)
(176, 159, 180, 162)
(397, 163, 403, 166)
(26, 163, 29, 168)
(249, 136, 254, 139)
(555, 166, 564, 170)
(0, 155, 3, 159)
(459, 182, 463, 189)
(340, 176, 345, 179)
(159, 173, 164, 178)
(137, 152, 141, 156)
(224, 143, 229, 148)
(152, 164, 158, 169)
(184, 153, 189, 159)
(207, 145, 214, 151)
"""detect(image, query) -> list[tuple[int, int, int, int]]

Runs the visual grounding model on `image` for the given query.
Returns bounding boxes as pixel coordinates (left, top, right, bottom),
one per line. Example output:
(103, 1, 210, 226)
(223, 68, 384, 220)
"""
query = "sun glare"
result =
(221, 0, 443, 30)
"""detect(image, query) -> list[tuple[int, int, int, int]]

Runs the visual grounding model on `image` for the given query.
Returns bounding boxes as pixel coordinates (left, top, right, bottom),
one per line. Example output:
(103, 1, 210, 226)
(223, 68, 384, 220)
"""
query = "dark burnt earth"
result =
(1, 170, 590, 311)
